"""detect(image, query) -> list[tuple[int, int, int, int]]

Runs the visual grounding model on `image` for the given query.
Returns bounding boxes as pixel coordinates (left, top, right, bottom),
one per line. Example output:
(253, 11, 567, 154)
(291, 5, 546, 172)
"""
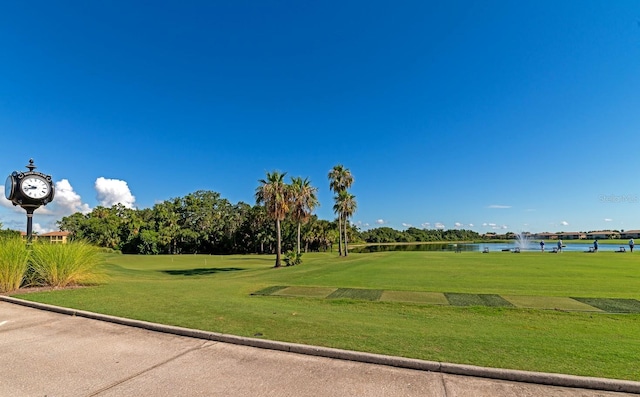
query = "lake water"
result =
(350, 242, 630, 253)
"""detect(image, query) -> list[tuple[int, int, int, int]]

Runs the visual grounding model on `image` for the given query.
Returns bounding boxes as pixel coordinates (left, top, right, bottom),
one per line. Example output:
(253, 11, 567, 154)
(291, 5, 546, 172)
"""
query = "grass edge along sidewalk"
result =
(2, 295, 640, 395)
(253, 286, 640, 314)
(10, 251, 640, 382)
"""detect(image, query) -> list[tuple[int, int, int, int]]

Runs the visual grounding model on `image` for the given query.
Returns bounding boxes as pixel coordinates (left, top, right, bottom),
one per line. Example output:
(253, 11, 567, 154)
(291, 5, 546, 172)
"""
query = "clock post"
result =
(4, 159, 56, 242)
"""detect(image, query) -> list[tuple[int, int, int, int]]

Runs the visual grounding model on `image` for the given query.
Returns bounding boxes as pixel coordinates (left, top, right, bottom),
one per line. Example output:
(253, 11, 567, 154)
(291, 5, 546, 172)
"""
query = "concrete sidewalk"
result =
(1, 297, 638, 396)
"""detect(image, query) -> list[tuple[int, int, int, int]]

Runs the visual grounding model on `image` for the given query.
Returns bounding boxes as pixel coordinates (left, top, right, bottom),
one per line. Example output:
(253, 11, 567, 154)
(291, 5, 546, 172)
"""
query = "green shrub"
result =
(29, 241, 103, 288)
(0, 237, 30, 293)
(284, 250, 303, 266)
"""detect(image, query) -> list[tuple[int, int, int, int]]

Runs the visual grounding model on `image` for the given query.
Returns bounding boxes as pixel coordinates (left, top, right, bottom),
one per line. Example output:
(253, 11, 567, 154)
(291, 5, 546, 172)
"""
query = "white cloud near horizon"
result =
(604, 218, 613, 222)
(95, 177, 136, 208)
(561, 221, 569, 226)
(32, 223, 50, 234)
(1, 177, 135, 232)
(376, 219, 385, 225)
(0, 187, 22, 212)
(488, 204, 512, 209)
(435, 222, 445, 229)
(55, 179, 92, 215)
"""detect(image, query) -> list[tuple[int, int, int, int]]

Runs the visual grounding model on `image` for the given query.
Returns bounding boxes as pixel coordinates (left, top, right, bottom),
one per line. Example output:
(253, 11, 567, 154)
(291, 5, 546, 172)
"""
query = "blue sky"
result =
(1, 1, 639, 234)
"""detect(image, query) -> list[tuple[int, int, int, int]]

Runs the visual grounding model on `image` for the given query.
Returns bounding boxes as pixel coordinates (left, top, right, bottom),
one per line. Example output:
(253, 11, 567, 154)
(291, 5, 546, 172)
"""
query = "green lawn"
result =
(12, 250, 640, 381)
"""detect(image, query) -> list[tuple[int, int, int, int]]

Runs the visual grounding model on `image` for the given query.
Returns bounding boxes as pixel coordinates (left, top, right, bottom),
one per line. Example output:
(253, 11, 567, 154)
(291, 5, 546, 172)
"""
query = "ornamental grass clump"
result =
(0, 237, 30, 293)
(29, 241, 102, 288)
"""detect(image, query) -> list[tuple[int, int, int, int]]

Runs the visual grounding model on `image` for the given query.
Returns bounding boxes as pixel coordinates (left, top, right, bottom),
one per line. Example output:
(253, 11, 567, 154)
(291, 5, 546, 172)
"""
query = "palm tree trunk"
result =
(343, 216, 349, 256)
(337, 215, 343, 256)
(297, 222, 301, 254)
(275, 219, 282, 267)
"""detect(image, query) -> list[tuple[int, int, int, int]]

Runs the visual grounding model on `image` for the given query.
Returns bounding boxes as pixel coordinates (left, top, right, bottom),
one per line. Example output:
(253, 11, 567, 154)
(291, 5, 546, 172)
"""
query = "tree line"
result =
(3, 165, 479, 262)
(54, 165, 359, 267)
(56, 199, 479, 258)
(359, 227, 481, 243)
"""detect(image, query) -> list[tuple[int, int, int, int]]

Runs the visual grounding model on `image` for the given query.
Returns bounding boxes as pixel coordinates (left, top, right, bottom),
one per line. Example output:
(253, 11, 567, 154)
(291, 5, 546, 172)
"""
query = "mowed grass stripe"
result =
(251, 286, 640, 313)
(272, 286, 337, 298)
(503, 296, 603, 312)
(445, 293, 514, 307)
(380, 291, 449, 305)
(327, 288, 383, 301)
(572, 298, 640, 313)
(251, 285, 288, 296)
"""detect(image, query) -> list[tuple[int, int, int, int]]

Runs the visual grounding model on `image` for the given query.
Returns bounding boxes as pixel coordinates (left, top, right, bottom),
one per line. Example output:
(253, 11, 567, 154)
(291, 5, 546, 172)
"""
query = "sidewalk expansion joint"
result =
(86, 341, 211, 397)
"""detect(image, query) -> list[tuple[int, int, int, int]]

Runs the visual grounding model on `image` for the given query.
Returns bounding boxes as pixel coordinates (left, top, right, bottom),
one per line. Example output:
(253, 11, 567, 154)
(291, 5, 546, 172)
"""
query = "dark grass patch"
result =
(162, 267, 245, 276)
(327, 288, 383, 301)
(572, 298, 640, 313)
(273, 286, 337, 298)
(445, 293, 515, 308)
(251, 286, 288, 296)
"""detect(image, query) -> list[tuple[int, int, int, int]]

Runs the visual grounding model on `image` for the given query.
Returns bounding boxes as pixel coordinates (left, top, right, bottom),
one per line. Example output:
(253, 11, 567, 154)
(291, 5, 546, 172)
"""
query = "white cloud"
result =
(454, 222, 463, 228)
(488, 205, 511, 209)
(32, 223, 52, 234)
(561, 221, 569, 226)
(435, 222, 445, 229)
(352, 220, 370, 229)
(376, 219, 385, 225)
(95, 177, 136, 208)
(469, 223, 474, 227)
(0, 187, 22, 212)
(402, 222, 412, 228)
(421, 222, 431, 228)
(488, 223, 497, 227)
(55, 179, 91, 215)
(604, 218, 613, 222)
(1, 180, 94, 232)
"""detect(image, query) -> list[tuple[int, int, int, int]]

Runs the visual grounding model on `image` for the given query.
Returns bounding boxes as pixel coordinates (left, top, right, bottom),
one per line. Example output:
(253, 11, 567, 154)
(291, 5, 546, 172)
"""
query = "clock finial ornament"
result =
(26, 158, 37, 172)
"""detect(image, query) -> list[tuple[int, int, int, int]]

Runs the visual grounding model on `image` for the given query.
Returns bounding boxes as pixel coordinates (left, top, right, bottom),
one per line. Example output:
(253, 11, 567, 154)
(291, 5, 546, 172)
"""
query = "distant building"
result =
(39, 231, 70, 244)
(556, 232, 586, 240)
(586, 231, 619, 240)
(534, 232, 558, 240)
(20, 231, 70, 244)
(620, 230, 640, 239)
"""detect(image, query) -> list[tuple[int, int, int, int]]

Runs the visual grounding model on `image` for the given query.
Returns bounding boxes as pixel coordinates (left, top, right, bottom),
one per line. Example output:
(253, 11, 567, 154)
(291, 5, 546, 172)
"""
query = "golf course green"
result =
(13, 250, 640, 381)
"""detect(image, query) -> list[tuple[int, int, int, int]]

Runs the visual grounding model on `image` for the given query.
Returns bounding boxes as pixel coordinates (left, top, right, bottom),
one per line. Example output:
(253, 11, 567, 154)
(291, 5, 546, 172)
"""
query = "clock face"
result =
(4, 176, 13, 200)
(20, 176, 50, 200)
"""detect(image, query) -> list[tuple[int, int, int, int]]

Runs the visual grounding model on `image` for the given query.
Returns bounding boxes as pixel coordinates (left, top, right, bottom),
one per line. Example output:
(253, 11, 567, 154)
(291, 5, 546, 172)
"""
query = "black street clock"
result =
(5, 159, 55, 241)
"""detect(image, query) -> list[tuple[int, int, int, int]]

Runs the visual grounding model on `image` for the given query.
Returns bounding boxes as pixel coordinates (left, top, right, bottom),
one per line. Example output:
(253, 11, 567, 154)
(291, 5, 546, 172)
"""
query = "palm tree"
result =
(255, 171, 290, 267)
(334, 190, 357, 256)
(289, 176, 319, 255)
(328, 165, 354, 256)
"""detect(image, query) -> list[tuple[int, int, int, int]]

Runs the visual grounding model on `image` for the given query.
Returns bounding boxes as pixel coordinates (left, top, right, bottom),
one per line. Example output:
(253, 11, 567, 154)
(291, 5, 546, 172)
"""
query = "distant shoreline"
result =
(350, 239, 630, 247)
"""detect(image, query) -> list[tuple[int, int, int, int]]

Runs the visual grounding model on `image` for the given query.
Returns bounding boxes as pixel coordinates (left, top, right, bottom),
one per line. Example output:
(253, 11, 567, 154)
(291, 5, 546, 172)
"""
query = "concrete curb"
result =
(3, 295, 639, 394)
